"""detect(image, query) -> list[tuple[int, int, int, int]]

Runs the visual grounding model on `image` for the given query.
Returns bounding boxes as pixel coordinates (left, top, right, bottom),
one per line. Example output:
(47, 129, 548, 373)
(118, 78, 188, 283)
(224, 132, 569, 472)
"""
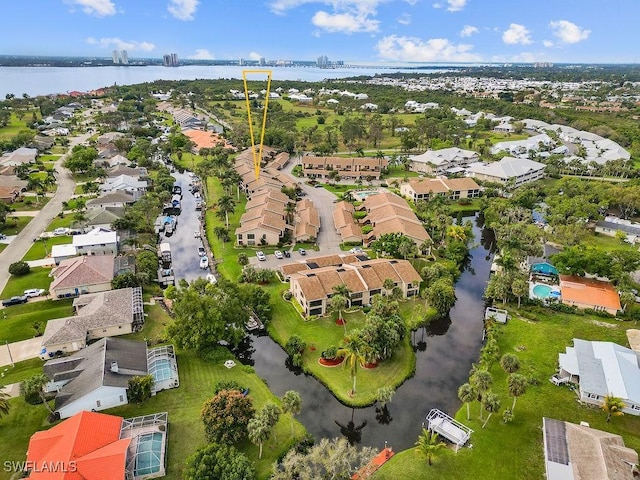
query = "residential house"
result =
(106, 164, 148, 179)
(595, 217, 640, 244)
(294, 199, 320, 242)
(467, 157, 546, 187)
(333, 201, 362, 244)
(49, 254, 115, 298)
(25, 410, 169, 479)
(490, 133, 554, 156)
(96, 132, 125, 147)
(86, 191, 136, 209)
(559, 275, 622, 315)
(72, 227, 119, 256)
(30, 135, 55, 151)
(360, 192, 431, 248)
(408, 147, 479, 175)
(557, 339, 640, 415)
(289, 258, 422, 316)
(100, 174, 147, 200)
(279, 253, 363, 280)
(236, 188, 292, 246)
(542, 417, 639, 480)
(400, 177, 481, 202)
(302, 156, 388, 180)
(0, 147, 38, 167)
(0, 174, 28, 202)
(81, 206, 125, 232)
(183, 128, 233, 153)
(40, 287, 144, 358)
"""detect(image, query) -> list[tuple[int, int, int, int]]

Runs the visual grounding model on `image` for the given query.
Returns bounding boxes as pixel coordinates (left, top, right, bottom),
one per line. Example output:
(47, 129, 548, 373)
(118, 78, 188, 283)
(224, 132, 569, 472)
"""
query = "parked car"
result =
(256, 251, 267, 261)
(298, 248, 307, 256)
(0, 233, 6, 240)
(199, 256, 209, 269)
(206, 273, 217, 284)
(53, 228, 68, 236)
(274, 250, 284, 259)
(194, 230, 201, 238)
(283, 250, 291, 258)
(198, 246, 206, 257)
(24, 288, 45, 298)
(2, 295, 28, 307)
(349, 247, 363, 254)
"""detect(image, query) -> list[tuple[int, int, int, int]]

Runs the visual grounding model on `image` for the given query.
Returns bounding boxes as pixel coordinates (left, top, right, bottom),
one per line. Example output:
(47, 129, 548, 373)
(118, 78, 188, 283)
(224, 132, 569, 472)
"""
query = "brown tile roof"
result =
(280, 262, 309, 277)
(366, 204, 419, 224)
(363, 192, 409, 210)
(183, 129, 232, 150)
(50, 255, 115, 292)
(559, 275, 622, 312)
(296, 275, 326, 301)
(339, 223, 363, 242)
(442, 177, 481, 191)
(370, 217, 431, 243)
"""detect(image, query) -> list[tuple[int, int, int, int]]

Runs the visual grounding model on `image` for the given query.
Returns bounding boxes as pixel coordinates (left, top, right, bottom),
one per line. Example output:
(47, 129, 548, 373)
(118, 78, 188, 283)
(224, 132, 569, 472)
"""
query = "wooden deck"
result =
(351, 448, 394, 479)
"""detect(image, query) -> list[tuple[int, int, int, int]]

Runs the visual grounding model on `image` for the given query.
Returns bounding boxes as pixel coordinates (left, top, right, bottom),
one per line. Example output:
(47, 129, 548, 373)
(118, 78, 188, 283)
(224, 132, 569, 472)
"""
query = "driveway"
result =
(0, 337, 42, 368)
(0, 132, 91, 294)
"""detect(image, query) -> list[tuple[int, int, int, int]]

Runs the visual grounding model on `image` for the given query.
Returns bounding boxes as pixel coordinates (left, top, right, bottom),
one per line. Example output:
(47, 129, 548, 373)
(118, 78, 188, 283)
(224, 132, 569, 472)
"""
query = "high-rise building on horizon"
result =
(112, 50, 128, 65)
(317, 55, 329, 68)
(163, 53, 179, 67)
(112, 50, 119, 64)
(259, 57, 266, 66)
(120, 50, 128, 65)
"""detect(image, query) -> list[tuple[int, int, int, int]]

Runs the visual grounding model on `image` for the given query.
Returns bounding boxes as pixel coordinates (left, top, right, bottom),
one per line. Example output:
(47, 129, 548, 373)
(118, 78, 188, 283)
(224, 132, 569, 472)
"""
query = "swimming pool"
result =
(531, 262, 558, 276)
(531, 284, 561, 300)
(353, 190, 379, 201)
(134, 432, 163, 477)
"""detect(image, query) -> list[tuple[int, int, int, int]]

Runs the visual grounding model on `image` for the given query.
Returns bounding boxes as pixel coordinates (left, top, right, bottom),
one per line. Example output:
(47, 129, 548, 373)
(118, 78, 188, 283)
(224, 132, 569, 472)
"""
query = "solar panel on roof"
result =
(545, 419, 569, 465)
(307, 262, 319, 269)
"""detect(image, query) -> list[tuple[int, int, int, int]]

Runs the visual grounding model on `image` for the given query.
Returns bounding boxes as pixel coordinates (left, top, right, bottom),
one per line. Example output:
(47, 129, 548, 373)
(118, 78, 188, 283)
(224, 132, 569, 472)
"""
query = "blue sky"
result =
(2, 0, 638, 63)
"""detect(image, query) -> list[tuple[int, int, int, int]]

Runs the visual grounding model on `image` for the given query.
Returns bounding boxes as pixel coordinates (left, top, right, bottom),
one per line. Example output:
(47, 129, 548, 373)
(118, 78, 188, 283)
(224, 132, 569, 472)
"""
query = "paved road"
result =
(0, 132, 91, 295)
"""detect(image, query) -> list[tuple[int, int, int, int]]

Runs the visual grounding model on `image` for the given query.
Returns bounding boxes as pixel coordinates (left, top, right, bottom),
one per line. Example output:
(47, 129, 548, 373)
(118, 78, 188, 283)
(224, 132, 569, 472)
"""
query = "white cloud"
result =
(445, 0, 466, 12)
(549, 20, 590, 44)
(167, 0, 199, 20)
(86, 37, 155, 52)
(188, 49, 214, 60)
(460, 25, 478, 37)
(376, 35, 481, 62)
(543, 40, 554, 48)
(491, 51, 545, 63)
(248, 52, 262, 61)
(397, 13, 411, 25)
(502, 23, 532, 45)
(312, 10, 379, 33)
(269, 0, 385, 15)
(65, 0, 116, 17)
(432, 2, 442, 8)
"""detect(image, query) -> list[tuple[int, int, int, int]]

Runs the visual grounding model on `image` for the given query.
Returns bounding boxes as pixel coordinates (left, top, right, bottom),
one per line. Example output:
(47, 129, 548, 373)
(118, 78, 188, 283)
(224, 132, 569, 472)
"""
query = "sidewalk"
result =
(0, 382, 21, 398)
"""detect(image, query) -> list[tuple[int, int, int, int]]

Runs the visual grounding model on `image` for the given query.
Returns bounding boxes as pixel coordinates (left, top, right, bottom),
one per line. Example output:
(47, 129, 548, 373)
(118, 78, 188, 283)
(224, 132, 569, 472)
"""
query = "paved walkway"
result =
(0, 382, 21, 398)
(0, 337, 43, 368)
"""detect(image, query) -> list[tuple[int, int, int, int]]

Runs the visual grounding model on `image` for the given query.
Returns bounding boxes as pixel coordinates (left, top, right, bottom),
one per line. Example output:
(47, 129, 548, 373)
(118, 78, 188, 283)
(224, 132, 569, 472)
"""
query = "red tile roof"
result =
(26, 411, 129, 480)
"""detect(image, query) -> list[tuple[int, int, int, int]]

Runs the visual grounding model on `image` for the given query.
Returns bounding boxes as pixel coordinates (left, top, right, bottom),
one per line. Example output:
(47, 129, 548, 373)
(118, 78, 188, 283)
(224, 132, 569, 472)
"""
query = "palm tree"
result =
(481, 392, 501, 428)
(247, 415, 271, 459)
(507, 373, 528, 414)
(0, 387, 10, 419)
(330, 293, 349, 335)
(383, 278, 395, 298)
(280, 390, 302, 436)
(602, 394, 625, 422)
(458, 383, 476, 421)
(337, 337, 366, 396)
(20, 374, 53, 413)
(471, 370, 493, 420)
(414, 428, 446, 466)
(500, 353, 520, 374)
(216, 194, 235, 229)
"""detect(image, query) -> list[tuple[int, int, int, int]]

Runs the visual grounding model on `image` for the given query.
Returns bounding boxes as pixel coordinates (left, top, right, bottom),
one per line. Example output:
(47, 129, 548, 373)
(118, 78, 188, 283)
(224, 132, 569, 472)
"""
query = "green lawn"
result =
(373, 308, 640, 480)
(126, 303, 171, 344)
(0, 216, 32, 236)
(10, 197, 51, 211)
(0, 357, 45, 386)
(22, 235, 72, 261)
(0, 113, 35, 141)
(449, 199, 483, 214)
(38, 155, 61, 162)
(1, 267, 53, 298)
(0, 299, 74, 343)
(0, 398, 50, 480)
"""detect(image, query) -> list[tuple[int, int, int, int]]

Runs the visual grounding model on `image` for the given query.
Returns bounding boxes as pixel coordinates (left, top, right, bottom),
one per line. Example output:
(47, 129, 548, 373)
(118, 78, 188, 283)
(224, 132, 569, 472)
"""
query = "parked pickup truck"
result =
(2, 295, 28, 307)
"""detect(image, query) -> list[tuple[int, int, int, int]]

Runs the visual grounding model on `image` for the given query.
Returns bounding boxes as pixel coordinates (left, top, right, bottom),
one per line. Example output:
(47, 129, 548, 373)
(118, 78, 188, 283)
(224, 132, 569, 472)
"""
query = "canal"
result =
(237, 214, 496, 451)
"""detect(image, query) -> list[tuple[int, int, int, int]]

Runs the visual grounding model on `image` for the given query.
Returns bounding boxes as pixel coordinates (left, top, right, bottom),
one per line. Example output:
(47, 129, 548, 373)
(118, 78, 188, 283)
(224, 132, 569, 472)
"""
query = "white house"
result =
(595, 217, 640, 244)
(557, 338, 640, 416)
(100, 174, 147, 200)
(490, 133, 554, 156)
(0, 147, 38, 167)
(72, 227, 119, 255)
(467, 157, 546, 187)
(409, 147, 479, 175)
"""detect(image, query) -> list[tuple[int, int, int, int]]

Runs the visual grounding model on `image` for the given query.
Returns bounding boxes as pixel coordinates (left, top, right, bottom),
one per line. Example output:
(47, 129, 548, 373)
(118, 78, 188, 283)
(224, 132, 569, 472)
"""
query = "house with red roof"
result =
(25, 410, 168, 479)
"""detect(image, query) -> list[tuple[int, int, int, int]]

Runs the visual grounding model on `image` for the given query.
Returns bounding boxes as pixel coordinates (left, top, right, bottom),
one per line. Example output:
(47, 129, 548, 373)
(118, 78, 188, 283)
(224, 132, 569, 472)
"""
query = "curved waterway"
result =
(235, 214, 495, 451)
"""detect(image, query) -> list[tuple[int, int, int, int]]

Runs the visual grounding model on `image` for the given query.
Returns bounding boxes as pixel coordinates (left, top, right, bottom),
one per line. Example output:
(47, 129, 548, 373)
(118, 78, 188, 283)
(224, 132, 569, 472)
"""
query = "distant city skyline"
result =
(1, 0, 639, 63)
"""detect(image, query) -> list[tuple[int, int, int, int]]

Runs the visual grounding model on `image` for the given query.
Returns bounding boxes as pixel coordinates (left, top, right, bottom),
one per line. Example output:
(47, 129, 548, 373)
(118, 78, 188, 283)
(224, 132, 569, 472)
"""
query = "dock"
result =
(245, 311, 264, 331)
(426, 409, 473, 452)
(351, 447, 394, 479)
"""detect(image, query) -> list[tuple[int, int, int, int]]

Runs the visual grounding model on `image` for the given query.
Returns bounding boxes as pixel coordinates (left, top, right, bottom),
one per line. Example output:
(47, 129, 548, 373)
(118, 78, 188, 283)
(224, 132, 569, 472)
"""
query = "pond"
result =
(236, 214, 496, 451)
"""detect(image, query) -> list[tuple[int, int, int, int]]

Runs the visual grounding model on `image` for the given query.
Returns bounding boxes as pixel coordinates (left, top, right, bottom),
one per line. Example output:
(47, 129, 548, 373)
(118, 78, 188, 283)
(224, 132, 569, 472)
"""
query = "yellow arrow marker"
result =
(242, 69, 273, 181)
